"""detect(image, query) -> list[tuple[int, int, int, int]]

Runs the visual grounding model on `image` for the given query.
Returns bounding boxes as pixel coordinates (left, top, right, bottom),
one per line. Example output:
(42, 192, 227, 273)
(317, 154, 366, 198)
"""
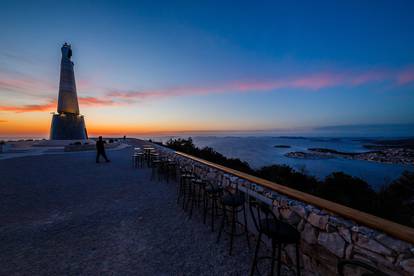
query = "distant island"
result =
(308, 148, 358, 156)
(274, 145, 291, 148)
(285, 151, 333, 159)
(285, 139, 414, 165)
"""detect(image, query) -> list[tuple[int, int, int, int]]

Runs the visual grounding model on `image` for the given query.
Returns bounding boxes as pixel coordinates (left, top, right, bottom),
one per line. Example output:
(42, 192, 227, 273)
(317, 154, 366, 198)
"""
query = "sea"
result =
(143, 125, 414, 190)
(188, 136, 413, 190)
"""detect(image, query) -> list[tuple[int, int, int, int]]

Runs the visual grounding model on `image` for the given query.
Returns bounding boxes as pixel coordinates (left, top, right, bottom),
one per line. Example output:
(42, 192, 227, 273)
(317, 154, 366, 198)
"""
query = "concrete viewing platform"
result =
(0, 141, 256, 275)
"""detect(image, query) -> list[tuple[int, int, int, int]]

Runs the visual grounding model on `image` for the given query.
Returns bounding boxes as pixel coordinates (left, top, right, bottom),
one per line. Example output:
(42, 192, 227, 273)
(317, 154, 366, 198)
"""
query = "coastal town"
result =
(285, 146, 414, 165)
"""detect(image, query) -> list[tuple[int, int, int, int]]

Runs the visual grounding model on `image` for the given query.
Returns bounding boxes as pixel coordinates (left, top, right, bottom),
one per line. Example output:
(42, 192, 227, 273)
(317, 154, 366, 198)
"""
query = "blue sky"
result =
(1, 0, 414, 136)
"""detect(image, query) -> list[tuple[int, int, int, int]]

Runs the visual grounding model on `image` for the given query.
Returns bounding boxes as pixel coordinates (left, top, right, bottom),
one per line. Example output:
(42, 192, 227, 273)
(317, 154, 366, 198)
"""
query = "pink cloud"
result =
(108, 67, 414, 101)
(0, 73, 55, 95)
(290, 73, 345, 90)
(396, 68, 414, 84)
(0, 96, 119, 113)
(108, 74, 343, 100)
(0, 100, 56, 113)
(0, 71, 123, 113)
(349, 70, 390, 85)
(78, 96, 116, 106)
(2, 65, 414, 109)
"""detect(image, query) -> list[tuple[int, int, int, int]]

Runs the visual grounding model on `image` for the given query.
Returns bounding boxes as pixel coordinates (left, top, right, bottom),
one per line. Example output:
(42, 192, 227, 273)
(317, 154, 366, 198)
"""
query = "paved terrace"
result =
(0, 141, 265, 275)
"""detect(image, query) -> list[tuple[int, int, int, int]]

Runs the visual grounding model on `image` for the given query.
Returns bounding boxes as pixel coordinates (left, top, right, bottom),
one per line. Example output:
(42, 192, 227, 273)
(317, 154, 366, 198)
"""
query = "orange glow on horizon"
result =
(0, 102, 278, 138)
(0, 116, 272, 138)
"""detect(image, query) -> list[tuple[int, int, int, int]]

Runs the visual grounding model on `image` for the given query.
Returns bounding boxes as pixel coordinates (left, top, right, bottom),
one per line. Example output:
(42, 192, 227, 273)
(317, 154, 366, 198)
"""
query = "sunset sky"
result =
(1, 0, 414, 137)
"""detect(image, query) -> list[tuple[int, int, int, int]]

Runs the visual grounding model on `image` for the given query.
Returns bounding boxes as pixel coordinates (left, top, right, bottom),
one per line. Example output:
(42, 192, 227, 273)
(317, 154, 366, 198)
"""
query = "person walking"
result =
(96, 136, 110, 163)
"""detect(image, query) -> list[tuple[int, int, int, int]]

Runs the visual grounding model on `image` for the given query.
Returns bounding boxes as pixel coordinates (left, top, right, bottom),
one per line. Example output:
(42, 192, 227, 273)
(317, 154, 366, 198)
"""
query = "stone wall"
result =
(155, 145, 414, 275)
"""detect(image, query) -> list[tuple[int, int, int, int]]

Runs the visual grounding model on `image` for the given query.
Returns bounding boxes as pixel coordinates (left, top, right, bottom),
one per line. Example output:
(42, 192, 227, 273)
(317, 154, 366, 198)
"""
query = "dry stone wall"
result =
(155, 145, 414, 275)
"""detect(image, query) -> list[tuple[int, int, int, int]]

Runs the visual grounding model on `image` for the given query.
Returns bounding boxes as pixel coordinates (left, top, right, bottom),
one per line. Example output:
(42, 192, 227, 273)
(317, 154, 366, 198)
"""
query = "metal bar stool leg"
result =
(277, 243, 282, 276)
(211, 197, 216, 232)
(203, 194, 208, 224)
(243, 204, 251, 250)
(270, 240, 277, 276)
(177, 176, 183, 204)
(189, 184, 195, 218)
(296, 243, 301, 276)
(229, 206, 236, 255)
(182, 182, 187, 210)
(184, 181, 192, 211)
(249, 232, 262, 276)
(216, 205, 226, 240)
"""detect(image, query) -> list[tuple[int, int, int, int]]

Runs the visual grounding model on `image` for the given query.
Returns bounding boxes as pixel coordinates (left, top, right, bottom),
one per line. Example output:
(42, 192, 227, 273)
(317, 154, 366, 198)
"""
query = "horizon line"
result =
(2, 123, 414, 139)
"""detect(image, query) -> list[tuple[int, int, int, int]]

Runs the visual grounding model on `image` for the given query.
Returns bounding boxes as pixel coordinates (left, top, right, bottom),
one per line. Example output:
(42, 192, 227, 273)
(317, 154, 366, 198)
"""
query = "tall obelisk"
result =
(50, 43, 87, 140)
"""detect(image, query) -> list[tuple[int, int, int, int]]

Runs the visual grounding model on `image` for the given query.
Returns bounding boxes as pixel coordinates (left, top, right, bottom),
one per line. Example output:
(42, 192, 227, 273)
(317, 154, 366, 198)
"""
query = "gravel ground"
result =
(0, 141, 263, 275)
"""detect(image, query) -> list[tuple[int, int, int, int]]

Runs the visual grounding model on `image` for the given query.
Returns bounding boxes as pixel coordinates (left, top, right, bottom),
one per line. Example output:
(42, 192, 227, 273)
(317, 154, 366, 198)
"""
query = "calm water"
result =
(155, 136, 413, 190)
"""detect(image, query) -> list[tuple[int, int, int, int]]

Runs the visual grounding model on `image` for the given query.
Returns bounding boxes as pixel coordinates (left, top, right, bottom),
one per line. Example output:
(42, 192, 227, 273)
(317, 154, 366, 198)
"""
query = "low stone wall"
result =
(154, 144, 414, 275)
(64, 141, 120, 152)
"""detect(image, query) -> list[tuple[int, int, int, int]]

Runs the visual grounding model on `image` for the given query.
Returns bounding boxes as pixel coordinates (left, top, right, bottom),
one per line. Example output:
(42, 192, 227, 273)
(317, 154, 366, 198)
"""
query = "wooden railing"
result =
(175, 151, 414, 245)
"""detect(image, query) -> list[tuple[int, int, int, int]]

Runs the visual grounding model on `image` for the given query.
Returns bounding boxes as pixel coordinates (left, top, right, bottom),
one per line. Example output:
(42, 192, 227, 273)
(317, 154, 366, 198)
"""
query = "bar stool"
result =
(156, 157, 168, 180)
(216, 189, 251, 255)
(151, 158, 162, 181)
(148, 151, 159, 167)
(143, 146, 155, 166)
(166, 160, 177, 182)
(188, 178, 207, 218)
(177, 169, 195, 210)
(249, 198, 301, 276)
(203, 181, 223, 232)
(158, 157, 174, 182)
(132, 152, 144, 168)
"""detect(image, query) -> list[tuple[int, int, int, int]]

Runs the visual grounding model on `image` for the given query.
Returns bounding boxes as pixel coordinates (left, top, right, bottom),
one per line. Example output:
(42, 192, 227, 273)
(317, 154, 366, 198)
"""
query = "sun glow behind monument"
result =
(50, 43, 88, 140)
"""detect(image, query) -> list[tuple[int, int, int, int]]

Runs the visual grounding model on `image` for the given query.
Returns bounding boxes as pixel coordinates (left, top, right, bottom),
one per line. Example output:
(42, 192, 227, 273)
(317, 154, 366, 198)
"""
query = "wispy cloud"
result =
(0, 100, 56, 113)
(1, 50, 38, 65)
(0, 71, 55, 97)
(2, 65, 414, 110)
(108, 67, 414, 101)
(0, 119, 8, 123)
(108, 73, 344, 100)
(0, 96, 119, 113)
(0, 71, 94, 96)
(396, 67, 414, 85)
(78, 96, 116, 106)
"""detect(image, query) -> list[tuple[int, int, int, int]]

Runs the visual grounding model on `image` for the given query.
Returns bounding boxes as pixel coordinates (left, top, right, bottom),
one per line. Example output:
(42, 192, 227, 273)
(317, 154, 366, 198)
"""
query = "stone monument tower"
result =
(50, 43, 87, 140)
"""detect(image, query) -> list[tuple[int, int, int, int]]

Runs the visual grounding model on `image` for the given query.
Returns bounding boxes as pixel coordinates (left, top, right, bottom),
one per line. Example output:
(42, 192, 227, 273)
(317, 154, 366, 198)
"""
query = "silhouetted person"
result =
(96, 136, 110, 163)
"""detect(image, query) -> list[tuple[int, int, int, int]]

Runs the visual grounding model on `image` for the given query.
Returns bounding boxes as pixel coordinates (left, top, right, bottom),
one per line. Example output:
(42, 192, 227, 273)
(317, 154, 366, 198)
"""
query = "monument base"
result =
(50, 113, 87, 140)
(33, 139, 93, 147)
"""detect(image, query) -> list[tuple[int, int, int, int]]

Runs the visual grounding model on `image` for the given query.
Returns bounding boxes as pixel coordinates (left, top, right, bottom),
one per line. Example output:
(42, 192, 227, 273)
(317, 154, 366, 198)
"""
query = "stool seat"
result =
(222, 193, 245, 207)
(217, 191, 250, 255)
(181, 174, 194, 179)
(192, 179, 206, 185)
(259, 219, 300, 243)
(205, 186, 222, 194)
